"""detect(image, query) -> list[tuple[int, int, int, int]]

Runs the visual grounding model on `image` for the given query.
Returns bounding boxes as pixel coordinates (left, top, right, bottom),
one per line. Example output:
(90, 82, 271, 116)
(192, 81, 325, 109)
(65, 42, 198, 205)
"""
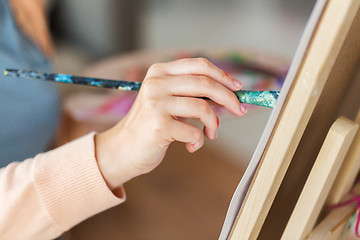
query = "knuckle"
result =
(149, 63, 161, 71)
(198, 76, 214, 88)
(220, 92, 236, 108)
(198, 99, 211, 114)
(196, 57, 212, 70)
(141, 77, 161, 93)
(153, 119, 165, 136)
(221, 88, 235, 100)
(148, 110, 167, 135)
(146, 63, 163, 76)
(196, 57, 211, 66)
(190, 128, 202, 142)
(143, 98, 159, 111)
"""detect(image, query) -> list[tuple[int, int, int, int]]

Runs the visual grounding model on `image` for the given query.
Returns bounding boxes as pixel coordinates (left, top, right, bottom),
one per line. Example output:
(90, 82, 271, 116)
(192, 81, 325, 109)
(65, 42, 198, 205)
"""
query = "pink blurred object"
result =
(93, 93, 136, 117)
(64, 92, 137, 125)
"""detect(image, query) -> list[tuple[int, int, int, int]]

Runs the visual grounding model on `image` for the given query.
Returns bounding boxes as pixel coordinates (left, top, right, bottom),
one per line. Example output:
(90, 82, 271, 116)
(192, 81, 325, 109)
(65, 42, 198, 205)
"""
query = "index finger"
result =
(148, 58, 242, 91)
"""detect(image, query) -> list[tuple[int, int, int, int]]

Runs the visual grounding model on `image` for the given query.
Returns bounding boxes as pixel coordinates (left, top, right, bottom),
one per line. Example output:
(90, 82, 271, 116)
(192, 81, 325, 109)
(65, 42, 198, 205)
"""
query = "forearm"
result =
(0, 133, 125, 239)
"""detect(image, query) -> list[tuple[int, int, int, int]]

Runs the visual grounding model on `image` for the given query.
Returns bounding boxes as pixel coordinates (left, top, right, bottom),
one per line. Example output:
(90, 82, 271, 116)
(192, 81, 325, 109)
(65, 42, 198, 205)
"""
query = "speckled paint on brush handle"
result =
(4, 69, 280, 108)
(4, 69, 142, 91)
(234, 90, 279, 108)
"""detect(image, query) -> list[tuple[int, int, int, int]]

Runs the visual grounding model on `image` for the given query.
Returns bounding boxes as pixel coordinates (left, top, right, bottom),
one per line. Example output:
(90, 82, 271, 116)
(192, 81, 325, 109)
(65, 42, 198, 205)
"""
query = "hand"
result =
(9, 0, 55, 58)
(95, 58, 247, 190)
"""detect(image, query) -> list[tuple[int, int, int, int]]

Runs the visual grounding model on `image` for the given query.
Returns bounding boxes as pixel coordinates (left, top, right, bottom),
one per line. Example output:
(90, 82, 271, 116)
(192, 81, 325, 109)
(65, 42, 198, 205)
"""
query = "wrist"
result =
(94, 129, 133, 190)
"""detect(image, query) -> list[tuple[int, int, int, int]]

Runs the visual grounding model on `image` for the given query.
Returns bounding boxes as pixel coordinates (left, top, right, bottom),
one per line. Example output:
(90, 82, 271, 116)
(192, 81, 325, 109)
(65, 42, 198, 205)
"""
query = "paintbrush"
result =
(3, 69, 279, 108)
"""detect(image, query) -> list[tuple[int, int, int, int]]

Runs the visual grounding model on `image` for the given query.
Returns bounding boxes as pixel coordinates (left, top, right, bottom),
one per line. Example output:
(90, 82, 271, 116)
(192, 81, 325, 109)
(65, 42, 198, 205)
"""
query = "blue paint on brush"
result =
(3, 69, 279, 108)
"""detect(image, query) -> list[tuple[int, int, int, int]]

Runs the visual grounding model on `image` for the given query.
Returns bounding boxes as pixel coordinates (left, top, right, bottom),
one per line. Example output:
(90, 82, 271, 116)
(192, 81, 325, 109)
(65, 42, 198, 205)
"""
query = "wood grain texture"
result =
(326, 112, 360, 206)
(229, 0, 360, 239)
(259, 10, 360, 239)
(281, 117, 358, 240)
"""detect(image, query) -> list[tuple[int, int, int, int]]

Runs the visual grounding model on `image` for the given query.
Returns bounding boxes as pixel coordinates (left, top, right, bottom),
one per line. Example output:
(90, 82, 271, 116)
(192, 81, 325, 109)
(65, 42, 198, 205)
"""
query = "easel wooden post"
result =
(226, 0, 360, 239)
(281, 116, 359, 239)
(327, 112, 360, 206)
(307, 112, 360, 239)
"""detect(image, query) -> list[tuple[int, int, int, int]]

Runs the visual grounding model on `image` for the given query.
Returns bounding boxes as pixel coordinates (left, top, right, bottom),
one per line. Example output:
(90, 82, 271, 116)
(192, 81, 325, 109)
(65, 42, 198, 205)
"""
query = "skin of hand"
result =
(9, 0, 55, 58)
(95, 58, 247, 190)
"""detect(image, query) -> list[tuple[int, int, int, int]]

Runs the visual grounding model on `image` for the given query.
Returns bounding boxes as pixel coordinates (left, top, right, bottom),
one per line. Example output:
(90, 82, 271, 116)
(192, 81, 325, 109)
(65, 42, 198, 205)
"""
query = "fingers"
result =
(147, 57, 242, 91)
(166, 119, 204, 153)
(139, 57, 248, 153)
(142, 74, 246, 116)
(165, 97, 218, 140)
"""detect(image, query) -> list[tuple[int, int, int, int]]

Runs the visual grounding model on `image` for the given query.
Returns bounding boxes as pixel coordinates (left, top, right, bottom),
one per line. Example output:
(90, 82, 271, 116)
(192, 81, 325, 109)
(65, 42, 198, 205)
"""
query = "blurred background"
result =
(49, 0, 315, 73)
(12, 0, 318, 239)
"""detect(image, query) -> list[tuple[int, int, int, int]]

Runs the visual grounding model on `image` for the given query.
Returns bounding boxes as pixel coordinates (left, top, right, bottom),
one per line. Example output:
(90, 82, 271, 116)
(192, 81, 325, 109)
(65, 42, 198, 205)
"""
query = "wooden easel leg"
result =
(281, 117, 359, 240)
(327, 111, 360, 205)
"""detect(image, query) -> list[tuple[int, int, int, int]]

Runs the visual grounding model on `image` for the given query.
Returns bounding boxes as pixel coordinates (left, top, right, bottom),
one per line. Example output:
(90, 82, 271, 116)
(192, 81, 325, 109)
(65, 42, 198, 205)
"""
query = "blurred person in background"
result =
(0, 0, 60, 166)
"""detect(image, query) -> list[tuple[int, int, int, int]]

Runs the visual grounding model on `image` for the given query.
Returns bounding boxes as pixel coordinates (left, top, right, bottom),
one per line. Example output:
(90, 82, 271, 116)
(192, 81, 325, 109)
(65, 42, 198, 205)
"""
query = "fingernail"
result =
(192, 142, 199, 148)
(217, 116, 219, 128)
(224, 71, 230, 77)
(233, 79, 242, 89)
(240, 104, 247, 114)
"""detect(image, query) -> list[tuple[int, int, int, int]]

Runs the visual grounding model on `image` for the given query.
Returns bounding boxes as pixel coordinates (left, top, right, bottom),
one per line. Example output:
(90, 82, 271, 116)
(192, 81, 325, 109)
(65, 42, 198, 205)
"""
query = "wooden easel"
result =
(226, 0, 360, 239)
(281, 115, 359, 239)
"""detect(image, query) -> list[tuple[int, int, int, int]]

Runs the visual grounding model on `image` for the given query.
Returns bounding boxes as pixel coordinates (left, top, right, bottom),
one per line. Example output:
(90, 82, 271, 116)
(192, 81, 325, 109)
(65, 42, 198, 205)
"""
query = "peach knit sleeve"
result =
(0, 132, 126, 240)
